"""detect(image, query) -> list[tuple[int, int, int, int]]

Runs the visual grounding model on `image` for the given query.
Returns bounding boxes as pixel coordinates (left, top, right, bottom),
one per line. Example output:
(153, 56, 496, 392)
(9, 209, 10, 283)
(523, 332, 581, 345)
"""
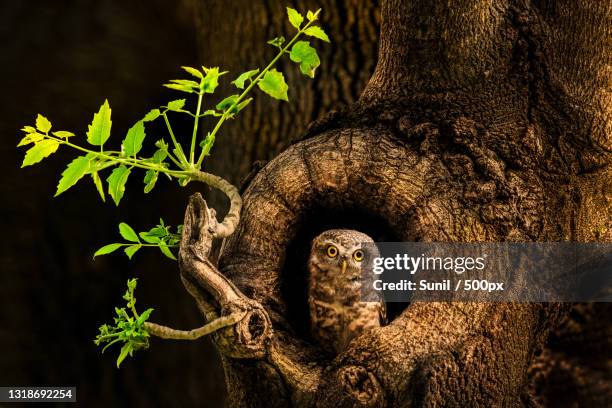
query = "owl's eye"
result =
(353, 250, 364, 262)
(326, 245, 338, 258)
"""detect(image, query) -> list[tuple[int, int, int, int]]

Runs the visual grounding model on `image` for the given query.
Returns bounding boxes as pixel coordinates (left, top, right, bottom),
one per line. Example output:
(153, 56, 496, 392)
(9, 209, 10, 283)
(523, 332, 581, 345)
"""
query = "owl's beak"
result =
(341, 259, 347, 274)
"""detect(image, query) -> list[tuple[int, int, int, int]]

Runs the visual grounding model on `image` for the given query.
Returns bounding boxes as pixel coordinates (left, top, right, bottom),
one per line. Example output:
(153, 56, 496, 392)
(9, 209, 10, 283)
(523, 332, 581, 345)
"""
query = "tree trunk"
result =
(183, 0, 610, 406)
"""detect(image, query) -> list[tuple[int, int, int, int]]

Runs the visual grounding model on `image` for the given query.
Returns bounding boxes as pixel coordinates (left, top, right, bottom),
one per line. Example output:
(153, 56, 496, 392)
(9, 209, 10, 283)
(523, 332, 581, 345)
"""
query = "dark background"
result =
(0, 1, 226, 406)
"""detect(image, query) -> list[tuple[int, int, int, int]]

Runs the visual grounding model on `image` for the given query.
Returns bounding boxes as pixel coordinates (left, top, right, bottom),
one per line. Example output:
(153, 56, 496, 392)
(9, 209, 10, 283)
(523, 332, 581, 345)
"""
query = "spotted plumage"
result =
(307, 229, 386, 354)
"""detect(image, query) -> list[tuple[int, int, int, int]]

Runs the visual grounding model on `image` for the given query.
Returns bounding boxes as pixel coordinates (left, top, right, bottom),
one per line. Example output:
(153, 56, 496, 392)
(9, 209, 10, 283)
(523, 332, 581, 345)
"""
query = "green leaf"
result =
(257, 69, 288, 101)
(87, 100, 112, 146)
(143, 170, 158, 193)
(142, 109, 160, 122)
(177, 176, 190, 187)
(201, 67, 227, 94)
(116, 343, 132, 368)
(21, 125, 36, 133)
(119, 223, 140, 243)
(216, 94, 239, 112)
(152, 149, 167, 164)
(202, 109, 222, 117)
(303, 26, 330, 42)
(124, 244, 141, 260)
(286, 7, 303, 29)
(158, 241, 177, 260)
(91, 172, 106, 202)
(171, 78, 199, 86)
(199, 134, 215, 157)
(107, 165, 131, 206)
(163, 83, 194, 93)
(122, 121, 146, 156)
(290, 41, 320, 78)
(93, 243, 123, 258)
(139, 232, 160, 244)
(236, 98, 253, 113)
(181, 66, 203, 79)
(52, 130, 75, 139)
(306, 10, 319, 21)
(167, 99, 186, 111)
(267, 36, 285, 48)
(136, 308, 154, 325)
(36, 114, 52, 133)
(21, 139, 60, 167)
(55, 156, 91, 196)
(17, 132, 44, 147)
(231, 69, 259, 89)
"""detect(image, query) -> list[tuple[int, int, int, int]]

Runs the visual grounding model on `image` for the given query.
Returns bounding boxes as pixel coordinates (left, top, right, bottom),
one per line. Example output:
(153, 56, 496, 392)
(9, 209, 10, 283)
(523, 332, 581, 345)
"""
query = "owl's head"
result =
(309, 229, 378, 276)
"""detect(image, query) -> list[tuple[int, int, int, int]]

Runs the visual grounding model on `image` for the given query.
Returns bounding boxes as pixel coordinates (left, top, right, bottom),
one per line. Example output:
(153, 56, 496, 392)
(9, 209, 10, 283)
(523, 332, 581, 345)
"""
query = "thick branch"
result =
(178, 192, 273, 359)
(191, 171, 242, 238)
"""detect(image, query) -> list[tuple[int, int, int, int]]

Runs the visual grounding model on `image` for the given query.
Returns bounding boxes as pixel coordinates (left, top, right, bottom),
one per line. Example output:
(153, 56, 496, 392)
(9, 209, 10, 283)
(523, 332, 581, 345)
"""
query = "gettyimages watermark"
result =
(359, 243, 612, 302)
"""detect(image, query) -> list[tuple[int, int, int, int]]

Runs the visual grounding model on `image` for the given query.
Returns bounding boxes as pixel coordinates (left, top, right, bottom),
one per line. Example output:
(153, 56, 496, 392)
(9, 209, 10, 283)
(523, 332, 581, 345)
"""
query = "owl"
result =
(307, 229, 386, 354)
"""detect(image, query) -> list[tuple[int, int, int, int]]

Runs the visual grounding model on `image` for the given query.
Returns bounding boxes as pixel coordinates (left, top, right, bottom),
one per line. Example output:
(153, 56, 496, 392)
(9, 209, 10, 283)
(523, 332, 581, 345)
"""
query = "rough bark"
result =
(179, 0, 610, 406)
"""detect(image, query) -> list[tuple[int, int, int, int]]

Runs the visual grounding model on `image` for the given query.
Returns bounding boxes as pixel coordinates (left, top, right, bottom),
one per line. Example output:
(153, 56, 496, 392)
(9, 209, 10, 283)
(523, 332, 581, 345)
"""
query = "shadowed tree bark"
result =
(178, 0, 610, 406)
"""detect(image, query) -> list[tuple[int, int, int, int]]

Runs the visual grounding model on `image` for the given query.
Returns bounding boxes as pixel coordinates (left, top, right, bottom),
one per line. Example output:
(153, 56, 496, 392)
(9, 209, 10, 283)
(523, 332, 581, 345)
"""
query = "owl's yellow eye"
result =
(353, 250, 364, 262)
(326, 245, 338, 258)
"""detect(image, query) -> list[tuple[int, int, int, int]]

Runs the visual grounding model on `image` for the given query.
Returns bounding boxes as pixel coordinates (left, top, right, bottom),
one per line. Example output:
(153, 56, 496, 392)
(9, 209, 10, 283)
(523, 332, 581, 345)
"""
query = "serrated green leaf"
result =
(91, 171, 106, 202)
(52, 130, 75, 139)
(21, 125, 36, 133)
(142, 109, 160, 122)
(201, 67, 227, 94)
(158, 241, 177, 260)
(287, 7, 303, 29)
(124, 244, 141, 260)
(143, 170, 158, 193)
(257, 69, 288, 101)
(122, 121, 146, 156)
(87, 100, 112, 146)
(303, 26, 330, 42)
(216, 94, 239, 112)
(231, 69, 259, 89)
(21, 139, 60, 167)
(55, 156, 91, 196)
(267, 36, 285, 48)
(119, 223, 140, 243)
(167, 99, 186, 111)
(36, 114, 52, 133)
(163, 83, 194, 93)
(290, 41, 320, 78)
(182, 66, 203, 79)
(107, 165, 131, 206)
(17, 132, 44, 147)
(93, 243, 123, 258)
